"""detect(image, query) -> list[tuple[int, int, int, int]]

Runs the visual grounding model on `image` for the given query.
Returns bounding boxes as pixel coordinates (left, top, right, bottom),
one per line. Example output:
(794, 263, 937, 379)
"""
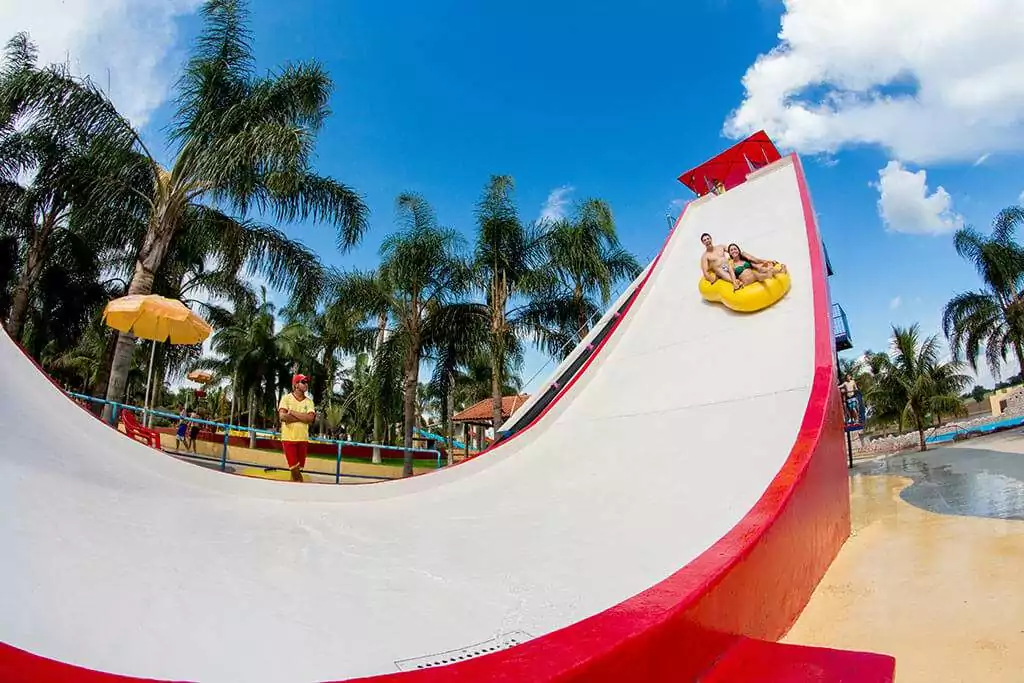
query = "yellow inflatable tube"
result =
(699, 263, 791, 313)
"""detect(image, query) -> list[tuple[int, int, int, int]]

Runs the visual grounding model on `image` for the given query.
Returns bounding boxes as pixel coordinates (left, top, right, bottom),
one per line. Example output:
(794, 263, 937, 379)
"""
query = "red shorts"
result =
(281, 441, 308, 470)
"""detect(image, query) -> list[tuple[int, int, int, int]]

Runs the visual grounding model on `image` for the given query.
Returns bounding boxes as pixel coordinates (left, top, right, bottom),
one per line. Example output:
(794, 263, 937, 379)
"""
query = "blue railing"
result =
(832, 302, 852, 350)
(414, 426, 467, 450)
(66, 392, 443, 482)
(926, 415, 1024, 444)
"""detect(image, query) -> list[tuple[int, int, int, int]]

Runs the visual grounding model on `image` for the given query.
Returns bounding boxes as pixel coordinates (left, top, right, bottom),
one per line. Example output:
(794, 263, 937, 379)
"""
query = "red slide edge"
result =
(0, 155, 895, 682)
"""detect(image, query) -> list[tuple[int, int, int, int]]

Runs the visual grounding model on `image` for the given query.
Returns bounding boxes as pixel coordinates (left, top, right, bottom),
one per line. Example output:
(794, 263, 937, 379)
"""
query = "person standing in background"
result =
(278, 374, 315, 482)
(188, 410, 201, 454)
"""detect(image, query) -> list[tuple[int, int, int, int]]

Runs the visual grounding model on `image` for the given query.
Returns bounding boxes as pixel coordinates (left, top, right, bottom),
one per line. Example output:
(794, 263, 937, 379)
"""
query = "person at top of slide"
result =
(278, 373, 316, 482)
(726, 243, 787, 287)
(700, 232, 742, 291)
(840, 374, 860, 423)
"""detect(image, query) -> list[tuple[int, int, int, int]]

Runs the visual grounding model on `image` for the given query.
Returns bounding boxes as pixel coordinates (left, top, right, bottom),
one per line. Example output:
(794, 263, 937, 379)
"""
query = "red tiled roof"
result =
(453, 394, 531, 423)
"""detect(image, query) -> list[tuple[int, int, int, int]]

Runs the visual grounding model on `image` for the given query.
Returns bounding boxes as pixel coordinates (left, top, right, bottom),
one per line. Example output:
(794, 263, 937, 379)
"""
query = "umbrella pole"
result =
(144, 340, 156, 427)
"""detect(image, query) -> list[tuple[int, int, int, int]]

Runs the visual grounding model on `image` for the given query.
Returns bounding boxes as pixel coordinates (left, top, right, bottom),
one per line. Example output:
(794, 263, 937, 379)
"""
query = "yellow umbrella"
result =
(103, 294, 212, 345)
(103, 295, 213, 426)
(187, 370, 214, 384)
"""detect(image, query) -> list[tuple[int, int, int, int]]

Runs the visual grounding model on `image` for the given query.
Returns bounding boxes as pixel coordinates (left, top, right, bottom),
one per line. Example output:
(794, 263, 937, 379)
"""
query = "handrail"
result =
(66, 391, 443, 479)
(519, 242, 664, 396)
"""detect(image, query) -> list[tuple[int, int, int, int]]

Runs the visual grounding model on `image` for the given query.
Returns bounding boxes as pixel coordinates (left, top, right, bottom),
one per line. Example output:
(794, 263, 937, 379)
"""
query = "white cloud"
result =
(874, 161, 963, 235)
(1018, 189, 1024, 204)
(889, 296, 901, 310)
(724, 0, 1024, 164)
(539, 185, 574, 223)
(973, 153, 991, 167)
(0, 0, 202, 127)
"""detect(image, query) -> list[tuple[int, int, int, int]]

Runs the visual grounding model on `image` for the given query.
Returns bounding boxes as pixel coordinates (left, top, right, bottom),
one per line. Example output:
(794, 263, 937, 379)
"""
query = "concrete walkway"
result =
(786, 433, 1024, 682)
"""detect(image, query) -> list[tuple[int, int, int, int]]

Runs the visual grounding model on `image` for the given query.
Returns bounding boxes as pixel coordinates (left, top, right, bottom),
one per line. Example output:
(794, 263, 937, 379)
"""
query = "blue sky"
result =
(7, 0, 1023, 390)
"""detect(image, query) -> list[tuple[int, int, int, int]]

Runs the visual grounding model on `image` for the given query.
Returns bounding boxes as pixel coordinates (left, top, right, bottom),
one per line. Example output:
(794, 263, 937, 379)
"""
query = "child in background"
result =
(175, 408, 189, 451)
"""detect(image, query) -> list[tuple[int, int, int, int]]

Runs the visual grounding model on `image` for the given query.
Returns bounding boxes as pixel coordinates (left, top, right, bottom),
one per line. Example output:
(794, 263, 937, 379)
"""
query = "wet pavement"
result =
(786, 432, 1024, 682)
(854, 436, 1024, 520)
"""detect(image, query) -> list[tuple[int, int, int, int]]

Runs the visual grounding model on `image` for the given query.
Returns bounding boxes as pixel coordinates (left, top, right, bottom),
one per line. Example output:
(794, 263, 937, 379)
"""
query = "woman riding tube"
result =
(726, 243, 787, 286)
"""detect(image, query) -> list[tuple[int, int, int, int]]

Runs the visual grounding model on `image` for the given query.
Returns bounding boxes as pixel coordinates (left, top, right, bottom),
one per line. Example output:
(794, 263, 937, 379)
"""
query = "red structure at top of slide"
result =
(679, 130, 783, 196)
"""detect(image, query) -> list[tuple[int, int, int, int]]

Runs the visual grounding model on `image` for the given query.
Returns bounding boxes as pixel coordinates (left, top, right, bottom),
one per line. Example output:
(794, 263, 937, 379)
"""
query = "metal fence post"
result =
(335, 442, 343, 484)
(221, 429, 230, 472)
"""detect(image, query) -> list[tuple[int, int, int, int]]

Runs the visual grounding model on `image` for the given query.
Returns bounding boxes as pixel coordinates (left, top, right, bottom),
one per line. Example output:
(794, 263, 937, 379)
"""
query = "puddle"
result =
(854, 446, 1024, 521)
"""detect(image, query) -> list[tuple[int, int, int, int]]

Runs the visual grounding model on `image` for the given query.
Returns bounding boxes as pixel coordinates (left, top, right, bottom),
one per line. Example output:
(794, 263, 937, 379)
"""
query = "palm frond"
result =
(172, 0, 255, 146)
(266, 171, 369, 251)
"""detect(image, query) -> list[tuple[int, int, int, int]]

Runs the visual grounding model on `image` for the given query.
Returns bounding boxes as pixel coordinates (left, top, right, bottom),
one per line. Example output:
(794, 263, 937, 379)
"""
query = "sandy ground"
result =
(785, 433, 1024, 682)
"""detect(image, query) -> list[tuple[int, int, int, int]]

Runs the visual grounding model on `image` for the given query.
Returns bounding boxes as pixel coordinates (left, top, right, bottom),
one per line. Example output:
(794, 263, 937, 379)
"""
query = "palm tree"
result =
(9, 2, 369, 415)
(942, 207, 1024, 381)
(0, 34, 142, 340)
(202, 290, 309, 445)
(840, 351, 899, 430)
(330, 193, 473, 476)
(542, 199, 641, 354)
(281, 304, 365, 416)
(473, 175, 560, 430)
(337, 350, 401, 446)
(869, 325, 971, 451)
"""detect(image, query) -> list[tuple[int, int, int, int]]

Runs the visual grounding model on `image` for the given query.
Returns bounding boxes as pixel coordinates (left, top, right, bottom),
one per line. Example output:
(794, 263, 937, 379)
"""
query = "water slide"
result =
(414, 427, 467, 451)
(0, 153, 896, 681)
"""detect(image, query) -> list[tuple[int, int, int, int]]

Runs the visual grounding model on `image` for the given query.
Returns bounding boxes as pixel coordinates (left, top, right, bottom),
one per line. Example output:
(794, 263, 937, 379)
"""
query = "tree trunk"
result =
(1013, 339, 1024, 383)
(228, 370, 238, 428)
(490, 277, 507, 432)
(445, 376, 455, 466)
(6, 270, 38, 342)
(490, 320, 504, 432)
(917, 420, 927, 452)
(371, 310, 388, 464)
(89, 330, 119, 414)
(576, 287, 589, 342)
(372, 410, 384, 464)
(490, 362, 503, 436)
(5, 221, 53, 341)
(248, 391, 257, 449)
(102, 205, 179, 422)
(401, 340, 420, 478)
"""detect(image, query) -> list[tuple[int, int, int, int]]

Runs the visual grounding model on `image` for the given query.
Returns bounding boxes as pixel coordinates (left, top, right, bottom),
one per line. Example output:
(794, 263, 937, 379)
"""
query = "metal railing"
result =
(66, 392, 443, 482)
(518, 239, 666, 406)
(832, 302, 852, 350)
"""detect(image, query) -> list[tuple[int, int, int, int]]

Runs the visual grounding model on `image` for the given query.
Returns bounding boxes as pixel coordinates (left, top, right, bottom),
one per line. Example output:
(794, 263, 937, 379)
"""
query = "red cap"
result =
(292, 373, 309, 386)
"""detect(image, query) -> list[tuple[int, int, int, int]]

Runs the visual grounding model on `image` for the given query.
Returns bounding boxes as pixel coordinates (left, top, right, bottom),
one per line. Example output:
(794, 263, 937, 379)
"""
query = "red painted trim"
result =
(0, 156, 895, 681)
(699, 636, 896, 682)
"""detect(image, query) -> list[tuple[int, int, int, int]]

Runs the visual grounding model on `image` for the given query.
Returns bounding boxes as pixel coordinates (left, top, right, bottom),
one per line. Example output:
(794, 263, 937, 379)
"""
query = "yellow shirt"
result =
(279, 392, 315, 442)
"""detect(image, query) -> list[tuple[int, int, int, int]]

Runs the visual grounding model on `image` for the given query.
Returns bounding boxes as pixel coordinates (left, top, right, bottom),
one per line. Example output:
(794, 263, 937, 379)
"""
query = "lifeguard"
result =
(278, 373, 316, 482)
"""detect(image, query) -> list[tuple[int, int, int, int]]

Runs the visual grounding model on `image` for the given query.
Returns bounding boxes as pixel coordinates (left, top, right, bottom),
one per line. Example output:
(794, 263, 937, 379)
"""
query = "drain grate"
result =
(394, 631, 533, 671)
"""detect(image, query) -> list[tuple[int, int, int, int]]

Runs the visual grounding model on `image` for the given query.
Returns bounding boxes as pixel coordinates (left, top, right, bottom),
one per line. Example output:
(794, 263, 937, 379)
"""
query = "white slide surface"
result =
(0, 156, 818, 682)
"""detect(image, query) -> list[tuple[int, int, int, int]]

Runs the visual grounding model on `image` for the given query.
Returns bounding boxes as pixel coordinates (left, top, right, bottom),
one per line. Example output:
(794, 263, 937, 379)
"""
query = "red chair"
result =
(120, 409, 162, 450)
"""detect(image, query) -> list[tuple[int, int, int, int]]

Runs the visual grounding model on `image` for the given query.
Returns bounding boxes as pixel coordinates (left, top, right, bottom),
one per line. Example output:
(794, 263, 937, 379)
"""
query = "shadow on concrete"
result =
(853, 441, 1024, 521)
